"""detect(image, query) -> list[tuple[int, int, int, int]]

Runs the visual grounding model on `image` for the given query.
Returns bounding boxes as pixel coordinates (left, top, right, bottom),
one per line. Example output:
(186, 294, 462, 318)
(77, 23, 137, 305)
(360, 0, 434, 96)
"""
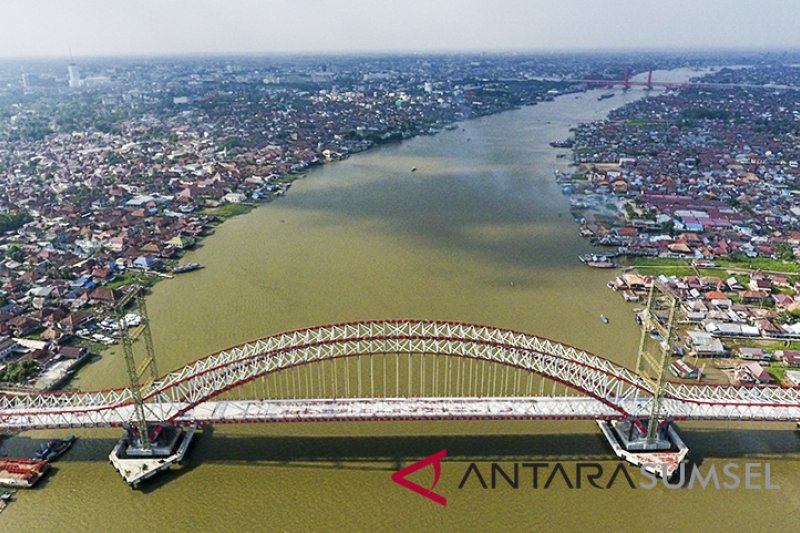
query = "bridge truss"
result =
(1, 320, 800, 431)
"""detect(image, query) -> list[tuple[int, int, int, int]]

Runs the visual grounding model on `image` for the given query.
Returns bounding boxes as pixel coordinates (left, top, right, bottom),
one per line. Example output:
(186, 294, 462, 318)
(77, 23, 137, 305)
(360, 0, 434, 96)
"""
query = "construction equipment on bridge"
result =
(110, 287, 196, 488)
(635, 281, 679, 447)
(597, 282, 687, 475)
(118, 288, 161, 452)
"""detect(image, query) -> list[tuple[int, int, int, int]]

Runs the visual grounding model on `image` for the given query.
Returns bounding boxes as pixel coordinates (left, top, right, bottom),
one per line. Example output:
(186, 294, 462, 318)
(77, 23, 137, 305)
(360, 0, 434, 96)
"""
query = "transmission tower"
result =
(634, 281, 679, 446)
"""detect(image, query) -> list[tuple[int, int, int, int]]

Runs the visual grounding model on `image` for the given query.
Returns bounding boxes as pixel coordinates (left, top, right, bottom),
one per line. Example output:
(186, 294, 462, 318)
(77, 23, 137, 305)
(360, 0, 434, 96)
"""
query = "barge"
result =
(0, 458, 50, 488)
(173, 263, 203, 274)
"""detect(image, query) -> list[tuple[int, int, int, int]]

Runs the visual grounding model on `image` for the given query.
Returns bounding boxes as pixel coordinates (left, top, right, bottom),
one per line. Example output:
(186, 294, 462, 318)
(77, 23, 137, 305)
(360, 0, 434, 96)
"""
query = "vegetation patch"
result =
(0, 360, 39, 383)
(717, 257, 800, 274)
(207, 203, 253, 219)
(106, 272, 158, 290)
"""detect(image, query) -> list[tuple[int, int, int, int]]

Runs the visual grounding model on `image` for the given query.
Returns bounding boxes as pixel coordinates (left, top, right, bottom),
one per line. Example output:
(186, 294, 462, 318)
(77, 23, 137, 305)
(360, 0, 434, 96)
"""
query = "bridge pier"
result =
(108, 424, 196, 488)
(597, 419, 688, 479)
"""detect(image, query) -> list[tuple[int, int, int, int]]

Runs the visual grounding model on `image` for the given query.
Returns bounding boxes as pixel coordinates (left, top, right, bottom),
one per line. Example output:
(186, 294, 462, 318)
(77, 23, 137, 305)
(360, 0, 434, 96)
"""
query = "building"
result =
(133, 255, 156, 270)
(778, 350, 800, 367)
(0, 336, 19, 361)
(687, 331, 726, 356)
(68, 63, 81, 89)
(739, 347, 770, 362)
(669, 359, 700, 379)
(733, 362, 771, 386)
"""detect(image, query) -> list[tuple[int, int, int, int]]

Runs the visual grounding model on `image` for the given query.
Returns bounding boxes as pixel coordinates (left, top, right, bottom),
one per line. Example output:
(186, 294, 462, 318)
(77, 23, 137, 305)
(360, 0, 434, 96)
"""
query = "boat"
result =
(0, 491, 11, 514)
(173, 263, 202, 274)
(0, 459, 49, 488)
(549, 139, 574, 148)
(600, 315, 609, 324)
(34, 435, 77, 462)
(578, 254, 617, 268)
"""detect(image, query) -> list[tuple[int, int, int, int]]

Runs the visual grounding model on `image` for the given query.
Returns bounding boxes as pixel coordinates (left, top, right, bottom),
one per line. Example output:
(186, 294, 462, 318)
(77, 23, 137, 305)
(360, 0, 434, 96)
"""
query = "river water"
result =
(3, 70, 799, 532)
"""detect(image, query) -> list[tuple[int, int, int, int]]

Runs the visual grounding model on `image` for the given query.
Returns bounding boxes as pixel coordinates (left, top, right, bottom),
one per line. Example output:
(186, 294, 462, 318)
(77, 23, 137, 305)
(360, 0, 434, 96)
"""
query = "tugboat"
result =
(34, 435, 77, 462)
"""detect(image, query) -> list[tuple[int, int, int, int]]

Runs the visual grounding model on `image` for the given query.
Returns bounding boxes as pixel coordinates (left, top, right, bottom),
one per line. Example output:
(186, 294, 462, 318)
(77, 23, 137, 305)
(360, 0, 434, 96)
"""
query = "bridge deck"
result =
(179, 397, 622, 425)
(4, 396, 799, 432)
(2, 397, 623, 431)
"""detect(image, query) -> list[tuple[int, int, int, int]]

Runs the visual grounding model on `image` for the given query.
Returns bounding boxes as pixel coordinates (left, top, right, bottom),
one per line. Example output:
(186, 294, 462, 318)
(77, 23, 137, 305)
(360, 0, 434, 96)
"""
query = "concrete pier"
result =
(597, 420, 688, 478)
(109, 424, 196, 488)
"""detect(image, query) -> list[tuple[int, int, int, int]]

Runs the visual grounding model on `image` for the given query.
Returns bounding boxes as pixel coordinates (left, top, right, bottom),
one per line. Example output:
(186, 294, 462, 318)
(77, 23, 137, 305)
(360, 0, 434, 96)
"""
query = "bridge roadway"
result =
(3, 396, 800, 432)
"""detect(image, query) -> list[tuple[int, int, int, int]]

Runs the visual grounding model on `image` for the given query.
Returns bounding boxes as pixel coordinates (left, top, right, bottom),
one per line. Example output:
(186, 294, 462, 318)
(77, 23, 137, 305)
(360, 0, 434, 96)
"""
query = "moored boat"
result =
(173, 263, 203, 274)
(34, 435, 77, 462)
(0, 491, 11, 514)
(578, 253, 617, 268)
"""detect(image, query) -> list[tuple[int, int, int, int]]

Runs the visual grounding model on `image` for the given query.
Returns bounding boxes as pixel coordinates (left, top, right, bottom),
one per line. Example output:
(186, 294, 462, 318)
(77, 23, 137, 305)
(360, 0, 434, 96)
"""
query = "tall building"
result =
(68, 63, 81, 88)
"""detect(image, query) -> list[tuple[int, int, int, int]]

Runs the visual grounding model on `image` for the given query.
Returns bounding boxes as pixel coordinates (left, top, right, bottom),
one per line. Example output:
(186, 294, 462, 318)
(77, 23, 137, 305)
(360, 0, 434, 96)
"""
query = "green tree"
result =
(775, 243, 795, 262)
(5, 243, 24, 262)
(0, 210, 32, 234)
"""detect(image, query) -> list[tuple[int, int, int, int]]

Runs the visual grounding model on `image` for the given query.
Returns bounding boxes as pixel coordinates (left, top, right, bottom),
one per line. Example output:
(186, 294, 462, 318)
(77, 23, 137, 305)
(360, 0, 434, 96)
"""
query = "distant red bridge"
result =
(574, 69, 695, 90)
(572, 68, 797, 91)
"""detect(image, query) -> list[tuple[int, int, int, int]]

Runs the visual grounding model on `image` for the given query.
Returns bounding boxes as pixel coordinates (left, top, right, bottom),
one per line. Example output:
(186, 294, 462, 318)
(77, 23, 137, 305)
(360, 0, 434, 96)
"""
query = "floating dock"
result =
(109, 425, 196, 488)
(597, 420, 688, 478)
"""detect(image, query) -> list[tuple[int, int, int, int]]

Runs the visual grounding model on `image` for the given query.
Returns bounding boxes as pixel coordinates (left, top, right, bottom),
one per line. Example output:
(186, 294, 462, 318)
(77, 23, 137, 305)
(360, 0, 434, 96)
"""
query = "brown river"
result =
(2, 69, 798, 532)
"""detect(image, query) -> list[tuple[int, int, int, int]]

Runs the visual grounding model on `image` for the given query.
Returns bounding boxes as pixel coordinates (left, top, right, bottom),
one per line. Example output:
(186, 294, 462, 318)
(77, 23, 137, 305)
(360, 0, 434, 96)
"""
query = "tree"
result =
(0, 360, 39, 383)
(5, 243, 24, 262)
(775, 243, 795, 262)
(0, 210, 32, 235)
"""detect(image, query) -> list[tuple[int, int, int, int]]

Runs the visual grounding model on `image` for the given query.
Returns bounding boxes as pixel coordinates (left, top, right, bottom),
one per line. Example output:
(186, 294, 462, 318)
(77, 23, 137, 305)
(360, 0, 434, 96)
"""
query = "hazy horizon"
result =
(1, 0, 799, 59)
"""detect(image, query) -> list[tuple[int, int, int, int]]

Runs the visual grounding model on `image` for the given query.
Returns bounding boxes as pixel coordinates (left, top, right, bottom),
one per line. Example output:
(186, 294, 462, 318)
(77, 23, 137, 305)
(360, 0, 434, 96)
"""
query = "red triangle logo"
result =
(391, 449, 447, 507)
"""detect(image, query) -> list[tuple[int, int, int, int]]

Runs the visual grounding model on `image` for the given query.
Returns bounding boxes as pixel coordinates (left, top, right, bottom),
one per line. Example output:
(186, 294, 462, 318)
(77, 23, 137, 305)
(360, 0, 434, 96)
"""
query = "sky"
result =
(1, 0, 799, 58)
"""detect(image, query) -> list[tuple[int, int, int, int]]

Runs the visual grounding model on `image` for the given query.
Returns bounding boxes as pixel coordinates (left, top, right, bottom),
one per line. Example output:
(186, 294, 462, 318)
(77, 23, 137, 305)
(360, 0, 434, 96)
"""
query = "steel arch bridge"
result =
(2, 319, 800, 432)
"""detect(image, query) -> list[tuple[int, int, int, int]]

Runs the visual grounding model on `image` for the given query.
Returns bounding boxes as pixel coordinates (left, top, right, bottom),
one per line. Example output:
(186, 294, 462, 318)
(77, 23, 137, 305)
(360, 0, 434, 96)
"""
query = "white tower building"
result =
(68, 64, 81, 88)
